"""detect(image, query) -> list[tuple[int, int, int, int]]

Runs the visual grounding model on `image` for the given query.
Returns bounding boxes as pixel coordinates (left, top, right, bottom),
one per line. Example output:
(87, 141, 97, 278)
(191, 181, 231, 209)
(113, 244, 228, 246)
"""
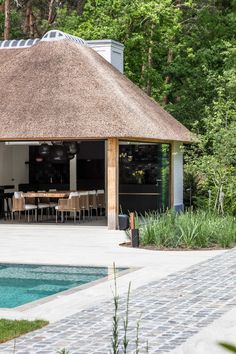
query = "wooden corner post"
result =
(107, 138, 119, 230)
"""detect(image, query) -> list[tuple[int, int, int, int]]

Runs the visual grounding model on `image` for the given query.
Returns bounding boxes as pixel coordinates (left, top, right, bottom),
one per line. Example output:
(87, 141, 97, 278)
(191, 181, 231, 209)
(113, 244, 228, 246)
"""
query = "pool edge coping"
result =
(0, 263, 140, 313)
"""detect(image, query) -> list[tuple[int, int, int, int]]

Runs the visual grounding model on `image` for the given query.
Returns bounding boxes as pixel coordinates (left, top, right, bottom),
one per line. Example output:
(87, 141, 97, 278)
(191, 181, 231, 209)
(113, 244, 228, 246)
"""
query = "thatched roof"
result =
(0, 39, 191, 142)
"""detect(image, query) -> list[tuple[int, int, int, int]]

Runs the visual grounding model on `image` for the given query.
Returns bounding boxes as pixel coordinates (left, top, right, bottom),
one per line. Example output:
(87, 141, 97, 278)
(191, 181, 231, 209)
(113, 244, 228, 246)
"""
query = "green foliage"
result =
(0, 319, 48, 344)
(140, 211, 176, 247)
(183, 8, 236, 213)
(140, 210, 236, 249)
(56, 0, 182, 98)
(177, 213, 202, 248)
(185, 88, 236, 214)
(219, 343, 236, 353)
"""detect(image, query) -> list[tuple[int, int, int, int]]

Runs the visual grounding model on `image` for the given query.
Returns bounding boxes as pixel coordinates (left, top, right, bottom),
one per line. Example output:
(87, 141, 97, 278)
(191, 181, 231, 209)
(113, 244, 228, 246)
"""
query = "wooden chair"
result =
(36, 191, 50, 220)
(55, 192, 80, 223)
(79, 192, 90, 221)
(88, 190, 98, 219)
(12, 192, 37, 222)
(97, 189, 105, 216)
(2, 192, 13, 220)
(45, 189, 57, 215)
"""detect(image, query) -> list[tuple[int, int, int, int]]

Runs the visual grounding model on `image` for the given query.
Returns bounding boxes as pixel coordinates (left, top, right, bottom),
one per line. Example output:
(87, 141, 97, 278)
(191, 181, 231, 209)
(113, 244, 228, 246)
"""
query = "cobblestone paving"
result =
(1, 249, 236, 354)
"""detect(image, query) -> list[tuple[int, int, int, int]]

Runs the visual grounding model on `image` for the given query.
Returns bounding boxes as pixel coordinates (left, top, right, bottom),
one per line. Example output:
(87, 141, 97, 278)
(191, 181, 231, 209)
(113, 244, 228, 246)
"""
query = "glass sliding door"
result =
(119, 141, 170, 214)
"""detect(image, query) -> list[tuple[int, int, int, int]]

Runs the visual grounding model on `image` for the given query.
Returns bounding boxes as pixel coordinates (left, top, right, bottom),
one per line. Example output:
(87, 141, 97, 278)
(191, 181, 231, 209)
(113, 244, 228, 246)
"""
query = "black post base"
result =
(131, 229, 139, 248)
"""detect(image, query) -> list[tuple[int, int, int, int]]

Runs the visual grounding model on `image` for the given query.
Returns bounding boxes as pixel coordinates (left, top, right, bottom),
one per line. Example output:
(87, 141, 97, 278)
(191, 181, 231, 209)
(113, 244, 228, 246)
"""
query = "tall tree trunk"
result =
(23, 0, 38, 38)
(24, 1, 31, 36)
(77, 0, 86, 15)
(0, 3, 4, 13)
(29, 10, 36, 37)
(145, 23, 155, 97)
(163, 48, 173, 105)
(4, 0, 11, 40)
(146, 41, 153, 96)
(48, 0, 57, 24)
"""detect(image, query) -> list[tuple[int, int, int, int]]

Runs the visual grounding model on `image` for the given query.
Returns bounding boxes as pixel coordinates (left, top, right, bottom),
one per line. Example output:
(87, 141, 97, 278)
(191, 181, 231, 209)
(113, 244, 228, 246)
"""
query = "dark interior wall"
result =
(77, 141, 105, 190)
(29, 146, 69, 185)
(22, 141, 105, 192)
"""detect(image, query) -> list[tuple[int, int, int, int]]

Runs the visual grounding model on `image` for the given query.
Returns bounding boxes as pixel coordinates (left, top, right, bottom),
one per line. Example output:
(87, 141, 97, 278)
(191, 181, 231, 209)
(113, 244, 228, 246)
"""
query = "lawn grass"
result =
(0, 319, 48, 343)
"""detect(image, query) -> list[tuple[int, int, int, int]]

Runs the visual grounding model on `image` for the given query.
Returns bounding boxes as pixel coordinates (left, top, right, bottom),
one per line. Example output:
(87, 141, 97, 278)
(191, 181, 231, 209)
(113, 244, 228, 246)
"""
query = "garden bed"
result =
(124, 210, 236, 250)
(120, 241, 235, 251)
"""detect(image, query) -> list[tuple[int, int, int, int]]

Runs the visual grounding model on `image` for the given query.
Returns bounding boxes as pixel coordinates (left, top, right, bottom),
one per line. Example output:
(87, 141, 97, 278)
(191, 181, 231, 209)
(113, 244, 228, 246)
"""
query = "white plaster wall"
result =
(0, 143, 28, 190)
(87, 40, 124, 74)
(110, 43, 124, 74)
(172, 142, 184, 210)
(69, 155, 77, 190)
(12, 145, 29, 190)
(0, 143, 13, 186)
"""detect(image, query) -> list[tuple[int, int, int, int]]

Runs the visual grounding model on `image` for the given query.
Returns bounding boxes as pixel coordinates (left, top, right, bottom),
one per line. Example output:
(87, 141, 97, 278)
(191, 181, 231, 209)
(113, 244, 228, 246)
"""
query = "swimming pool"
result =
(0, 263, 124, 308)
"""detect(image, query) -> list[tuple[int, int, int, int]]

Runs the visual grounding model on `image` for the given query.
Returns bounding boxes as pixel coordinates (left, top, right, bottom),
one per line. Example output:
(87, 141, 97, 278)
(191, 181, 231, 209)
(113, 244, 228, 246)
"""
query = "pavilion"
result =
(0, 30, 191, 229)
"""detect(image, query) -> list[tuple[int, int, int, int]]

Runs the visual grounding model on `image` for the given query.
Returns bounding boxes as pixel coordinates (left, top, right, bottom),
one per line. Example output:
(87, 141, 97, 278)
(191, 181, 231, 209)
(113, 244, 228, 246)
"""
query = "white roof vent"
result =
(41, 30, 86, 45)
(0, 38, 40, 49)
(0, 30, 86, 50)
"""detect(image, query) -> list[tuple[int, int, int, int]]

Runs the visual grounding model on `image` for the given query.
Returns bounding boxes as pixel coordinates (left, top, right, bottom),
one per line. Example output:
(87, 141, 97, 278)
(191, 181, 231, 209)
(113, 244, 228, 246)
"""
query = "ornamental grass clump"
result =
(140, 211, 176, 247)
(139, 210, 236, 249)
(176, 212, 202, 248)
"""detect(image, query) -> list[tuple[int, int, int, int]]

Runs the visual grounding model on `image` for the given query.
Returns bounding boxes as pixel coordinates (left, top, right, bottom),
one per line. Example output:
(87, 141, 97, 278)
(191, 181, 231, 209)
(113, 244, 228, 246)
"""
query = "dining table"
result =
(22, 191, 70, 199)
(22, 191, 71, 222)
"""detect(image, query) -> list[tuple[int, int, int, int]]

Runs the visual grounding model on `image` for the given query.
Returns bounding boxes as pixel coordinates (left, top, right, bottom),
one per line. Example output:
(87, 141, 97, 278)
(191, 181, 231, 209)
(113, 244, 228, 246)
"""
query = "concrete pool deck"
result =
(0, 224, 226, 323)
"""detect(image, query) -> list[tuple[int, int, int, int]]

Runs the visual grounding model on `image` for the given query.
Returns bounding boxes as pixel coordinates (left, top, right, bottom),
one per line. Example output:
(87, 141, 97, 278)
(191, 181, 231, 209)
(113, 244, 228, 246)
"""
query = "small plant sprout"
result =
(219, 342, 236, 353)
(135, 315, 142, 354)
(122, 282, 131, 354)
(218, 188, 225, 215)
(111, 263, 120, 354)
(110, 265, 145, 354)
(208, 189, 212, 211)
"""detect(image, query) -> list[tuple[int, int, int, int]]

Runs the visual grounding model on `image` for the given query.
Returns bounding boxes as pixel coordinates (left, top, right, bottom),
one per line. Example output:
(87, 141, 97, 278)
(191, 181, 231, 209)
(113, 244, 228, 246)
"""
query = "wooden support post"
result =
(130, 212, 135, 230)
(107, 138, 119, 230)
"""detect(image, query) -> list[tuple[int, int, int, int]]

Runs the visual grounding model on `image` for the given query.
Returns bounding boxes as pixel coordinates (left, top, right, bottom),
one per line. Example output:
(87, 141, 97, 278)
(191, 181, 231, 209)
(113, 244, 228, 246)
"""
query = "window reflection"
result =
(119, 142, 170, 213)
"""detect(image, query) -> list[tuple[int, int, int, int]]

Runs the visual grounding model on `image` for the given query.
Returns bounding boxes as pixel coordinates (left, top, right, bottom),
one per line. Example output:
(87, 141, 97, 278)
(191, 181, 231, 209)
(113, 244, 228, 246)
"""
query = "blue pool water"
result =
(0, 264, 122, 308)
